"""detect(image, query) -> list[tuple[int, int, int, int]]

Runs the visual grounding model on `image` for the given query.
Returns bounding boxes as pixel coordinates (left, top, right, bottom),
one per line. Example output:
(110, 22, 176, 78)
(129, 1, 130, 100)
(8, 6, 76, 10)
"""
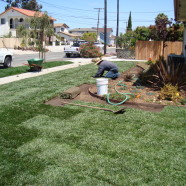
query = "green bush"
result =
(80, 43, 102, 58)
(159, 84, 181, 101)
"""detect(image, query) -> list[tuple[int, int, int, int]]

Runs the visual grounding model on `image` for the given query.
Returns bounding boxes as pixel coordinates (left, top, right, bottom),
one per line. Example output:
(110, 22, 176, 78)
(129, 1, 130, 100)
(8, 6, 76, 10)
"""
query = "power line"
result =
(47, 8, 156, 23)
(37, 0, 173, 14)
(108, 10, 174, 14)
(38, 0, 98, 13)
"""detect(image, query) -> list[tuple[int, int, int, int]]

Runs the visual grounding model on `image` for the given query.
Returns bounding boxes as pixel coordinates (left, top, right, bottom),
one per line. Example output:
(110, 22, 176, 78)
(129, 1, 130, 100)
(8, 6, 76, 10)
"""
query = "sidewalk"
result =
(0, 54, 146, 85)
(0, 58, 92, 85)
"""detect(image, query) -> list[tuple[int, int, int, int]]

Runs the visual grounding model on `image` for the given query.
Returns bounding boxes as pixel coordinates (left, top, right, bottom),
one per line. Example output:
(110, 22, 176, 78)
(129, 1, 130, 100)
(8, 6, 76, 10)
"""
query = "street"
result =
(11, 47, 116, 67)
(12, 51, 66, 67)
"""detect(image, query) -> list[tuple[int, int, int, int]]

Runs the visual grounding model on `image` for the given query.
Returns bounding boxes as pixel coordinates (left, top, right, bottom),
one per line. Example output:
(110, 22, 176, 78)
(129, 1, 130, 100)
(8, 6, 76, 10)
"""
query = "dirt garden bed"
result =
(45, 64, 186, 112)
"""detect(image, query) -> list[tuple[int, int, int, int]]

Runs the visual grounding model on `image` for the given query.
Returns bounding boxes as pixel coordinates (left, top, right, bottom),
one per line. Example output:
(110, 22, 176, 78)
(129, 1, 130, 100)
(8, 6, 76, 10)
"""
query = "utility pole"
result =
(94, 8, 103, 42)
(104, 0, 107, 55)
(123, 21, 128, 33)
(116, 0, 119, 48)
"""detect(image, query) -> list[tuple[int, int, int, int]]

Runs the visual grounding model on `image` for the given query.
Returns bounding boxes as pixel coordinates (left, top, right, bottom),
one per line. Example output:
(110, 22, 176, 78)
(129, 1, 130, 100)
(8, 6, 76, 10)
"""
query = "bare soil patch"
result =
(45, 65, 186, 112)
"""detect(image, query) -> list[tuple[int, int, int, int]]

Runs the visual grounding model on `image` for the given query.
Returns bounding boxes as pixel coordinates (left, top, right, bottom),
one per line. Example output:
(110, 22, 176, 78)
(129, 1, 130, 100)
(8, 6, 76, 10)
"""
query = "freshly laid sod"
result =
(0, 61, 185, 185)
(0, 61, 72, 78)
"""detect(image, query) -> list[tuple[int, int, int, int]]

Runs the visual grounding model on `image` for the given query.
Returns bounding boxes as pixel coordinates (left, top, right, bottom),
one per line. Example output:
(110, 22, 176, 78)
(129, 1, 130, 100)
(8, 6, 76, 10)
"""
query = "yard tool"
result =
(61, 101, 126, 114)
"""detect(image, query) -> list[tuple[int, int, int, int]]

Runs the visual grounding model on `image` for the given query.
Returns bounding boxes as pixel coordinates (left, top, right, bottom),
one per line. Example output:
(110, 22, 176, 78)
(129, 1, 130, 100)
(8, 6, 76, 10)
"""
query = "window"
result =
(1, 18, 6, 24)
(61, 28, 64, 32)
(19, 18, 24, 22)
(10, 18, 14, 29)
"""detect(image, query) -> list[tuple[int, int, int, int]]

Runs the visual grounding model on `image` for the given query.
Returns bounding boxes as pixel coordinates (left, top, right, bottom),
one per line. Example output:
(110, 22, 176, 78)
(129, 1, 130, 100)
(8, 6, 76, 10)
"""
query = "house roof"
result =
(0, 7, 56, 21)
(57, 32, 76, 37)
(69, 28, 97, 32)
(54, 23, 69, 28)
(174, 0, 186, 21)
(98, 28, 113, 33)
(69, 28, 113, 33)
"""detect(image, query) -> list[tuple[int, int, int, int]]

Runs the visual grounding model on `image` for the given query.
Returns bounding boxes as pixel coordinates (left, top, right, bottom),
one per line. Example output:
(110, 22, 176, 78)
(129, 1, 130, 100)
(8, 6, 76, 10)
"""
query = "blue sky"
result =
(0, 0, 175, 35)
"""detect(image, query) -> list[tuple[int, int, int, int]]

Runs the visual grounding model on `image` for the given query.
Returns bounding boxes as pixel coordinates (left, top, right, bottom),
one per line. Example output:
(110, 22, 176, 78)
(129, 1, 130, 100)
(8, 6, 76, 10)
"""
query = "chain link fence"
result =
(116, 48, 135, 59)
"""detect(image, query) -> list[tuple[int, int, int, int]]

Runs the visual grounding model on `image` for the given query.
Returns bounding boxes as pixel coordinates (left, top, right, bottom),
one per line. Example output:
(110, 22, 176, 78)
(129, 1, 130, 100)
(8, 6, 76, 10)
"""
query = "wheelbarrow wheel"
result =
(28, 66, 42, 72)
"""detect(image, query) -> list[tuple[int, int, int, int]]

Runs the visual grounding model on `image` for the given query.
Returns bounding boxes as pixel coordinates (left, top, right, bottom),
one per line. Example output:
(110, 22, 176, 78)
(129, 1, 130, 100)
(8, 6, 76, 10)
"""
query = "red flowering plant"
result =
(79, 33, 102, 58)
(80, 43, 102, 58)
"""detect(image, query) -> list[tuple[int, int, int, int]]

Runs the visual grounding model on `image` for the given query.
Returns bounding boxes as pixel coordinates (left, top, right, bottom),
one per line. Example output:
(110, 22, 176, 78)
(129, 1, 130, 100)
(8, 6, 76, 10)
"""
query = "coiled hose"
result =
(107, 80, 135, 106)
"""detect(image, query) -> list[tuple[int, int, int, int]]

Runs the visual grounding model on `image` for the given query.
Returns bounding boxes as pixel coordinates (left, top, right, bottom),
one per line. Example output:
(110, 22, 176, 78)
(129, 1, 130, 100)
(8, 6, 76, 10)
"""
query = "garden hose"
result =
(107, 80, 135, 106)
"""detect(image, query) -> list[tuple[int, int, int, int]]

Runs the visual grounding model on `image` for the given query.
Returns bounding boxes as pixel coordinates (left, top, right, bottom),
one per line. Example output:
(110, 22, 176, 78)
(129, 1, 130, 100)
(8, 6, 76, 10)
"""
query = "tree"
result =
(22, 0, 42, 11)
(80, 33, 97, 43)
(29, 12, 54, 60)
(154, 13, 171, 41)
(155, 13, 169, 25)
(16, 24, 29, 48)
(116, 32, 135, 49)
(5, 0, 20, 10)
(153, 13, 182, 56)
(167, 21, 184, 41)
(126, 11, 132, 32)
(5, 0, 42, 11)
(133, 26, 151, 41)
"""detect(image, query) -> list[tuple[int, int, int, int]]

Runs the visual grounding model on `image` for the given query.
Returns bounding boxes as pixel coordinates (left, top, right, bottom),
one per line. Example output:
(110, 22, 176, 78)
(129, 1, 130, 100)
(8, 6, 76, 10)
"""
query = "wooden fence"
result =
(135, 40, 183, 60)
(0, 38, 22, 48)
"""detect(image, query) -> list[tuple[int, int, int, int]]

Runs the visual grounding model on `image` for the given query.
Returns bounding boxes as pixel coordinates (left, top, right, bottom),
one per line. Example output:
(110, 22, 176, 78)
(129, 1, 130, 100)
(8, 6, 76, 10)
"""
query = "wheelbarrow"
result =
(27, 58, 44, 71)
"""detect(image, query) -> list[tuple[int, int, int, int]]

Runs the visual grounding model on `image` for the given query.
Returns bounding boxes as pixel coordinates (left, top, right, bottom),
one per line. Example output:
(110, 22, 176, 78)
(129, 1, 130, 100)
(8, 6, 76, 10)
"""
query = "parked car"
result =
(94, 42, 104, 49)
(77, 40, 87, 45)
(0, 49, 13, 68)
(64, 42, 81, 57)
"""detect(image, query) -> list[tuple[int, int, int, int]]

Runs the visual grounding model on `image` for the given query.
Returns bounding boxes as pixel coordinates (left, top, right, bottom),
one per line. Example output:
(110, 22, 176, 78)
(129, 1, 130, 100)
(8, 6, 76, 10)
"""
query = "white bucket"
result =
(96, 78, 108, 96)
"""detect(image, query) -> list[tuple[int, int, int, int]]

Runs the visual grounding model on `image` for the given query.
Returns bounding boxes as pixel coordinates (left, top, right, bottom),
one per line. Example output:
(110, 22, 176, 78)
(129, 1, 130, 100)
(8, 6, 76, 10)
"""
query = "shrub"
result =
(158, 84, 181, 101)
(139, 56, 186, 90)
(80, 43, 102, 58)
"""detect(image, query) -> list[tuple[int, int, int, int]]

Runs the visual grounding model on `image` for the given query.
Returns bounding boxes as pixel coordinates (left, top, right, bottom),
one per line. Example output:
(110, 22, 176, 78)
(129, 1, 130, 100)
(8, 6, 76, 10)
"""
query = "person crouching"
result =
(92, 57, 120, 79)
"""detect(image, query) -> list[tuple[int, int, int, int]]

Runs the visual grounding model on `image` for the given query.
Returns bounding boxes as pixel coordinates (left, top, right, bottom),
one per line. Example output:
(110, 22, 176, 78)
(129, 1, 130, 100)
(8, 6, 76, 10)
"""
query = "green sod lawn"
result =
(0, 61, 72, 78)
(0, 61, 185, 185)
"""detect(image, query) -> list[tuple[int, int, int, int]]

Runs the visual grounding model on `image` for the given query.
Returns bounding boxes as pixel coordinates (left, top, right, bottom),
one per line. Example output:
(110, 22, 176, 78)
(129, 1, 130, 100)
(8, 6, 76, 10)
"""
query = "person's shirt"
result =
(94, 60, 118, 77)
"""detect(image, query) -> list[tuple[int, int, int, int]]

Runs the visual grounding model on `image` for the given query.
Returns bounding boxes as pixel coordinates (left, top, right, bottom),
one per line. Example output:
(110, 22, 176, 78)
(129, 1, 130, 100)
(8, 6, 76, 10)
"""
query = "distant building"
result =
(69, 27, 114, 45)
(54, 23, 69, 34)
(53, 23, 76, 44)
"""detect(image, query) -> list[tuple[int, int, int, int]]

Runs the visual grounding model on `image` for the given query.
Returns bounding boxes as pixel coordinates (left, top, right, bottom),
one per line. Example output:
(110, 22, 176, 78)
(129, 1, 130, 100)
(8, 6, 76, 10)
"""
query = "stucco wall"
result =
(0, 38, 22, 48)
(0, 9, 28, 37)
(55, 27, 69, 33)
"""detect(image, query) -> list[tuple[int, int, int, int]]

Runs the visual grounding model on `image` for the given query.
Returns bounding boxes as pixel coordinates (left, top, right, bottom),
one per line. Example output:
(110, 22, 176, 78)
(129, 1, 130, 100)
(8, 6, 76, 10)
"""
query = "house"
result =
(54, 23, 69, 34)
(54, 23, 76, 44)
(0, 7, 56, 37)
(98, 28, 114, 45)
(110, 35, 116, 47)
(174, 0, 186, 58)
(69, 28, 97, 37)
(69, 27, 114, 45)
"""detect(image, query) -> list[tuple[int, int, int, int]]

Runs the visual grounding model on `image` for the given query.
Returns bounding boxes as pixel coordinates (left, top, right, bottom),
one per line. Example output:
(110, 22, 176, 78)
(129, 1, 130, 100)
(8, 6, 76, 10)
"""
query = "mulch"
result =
(45, 65, 185, 112)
